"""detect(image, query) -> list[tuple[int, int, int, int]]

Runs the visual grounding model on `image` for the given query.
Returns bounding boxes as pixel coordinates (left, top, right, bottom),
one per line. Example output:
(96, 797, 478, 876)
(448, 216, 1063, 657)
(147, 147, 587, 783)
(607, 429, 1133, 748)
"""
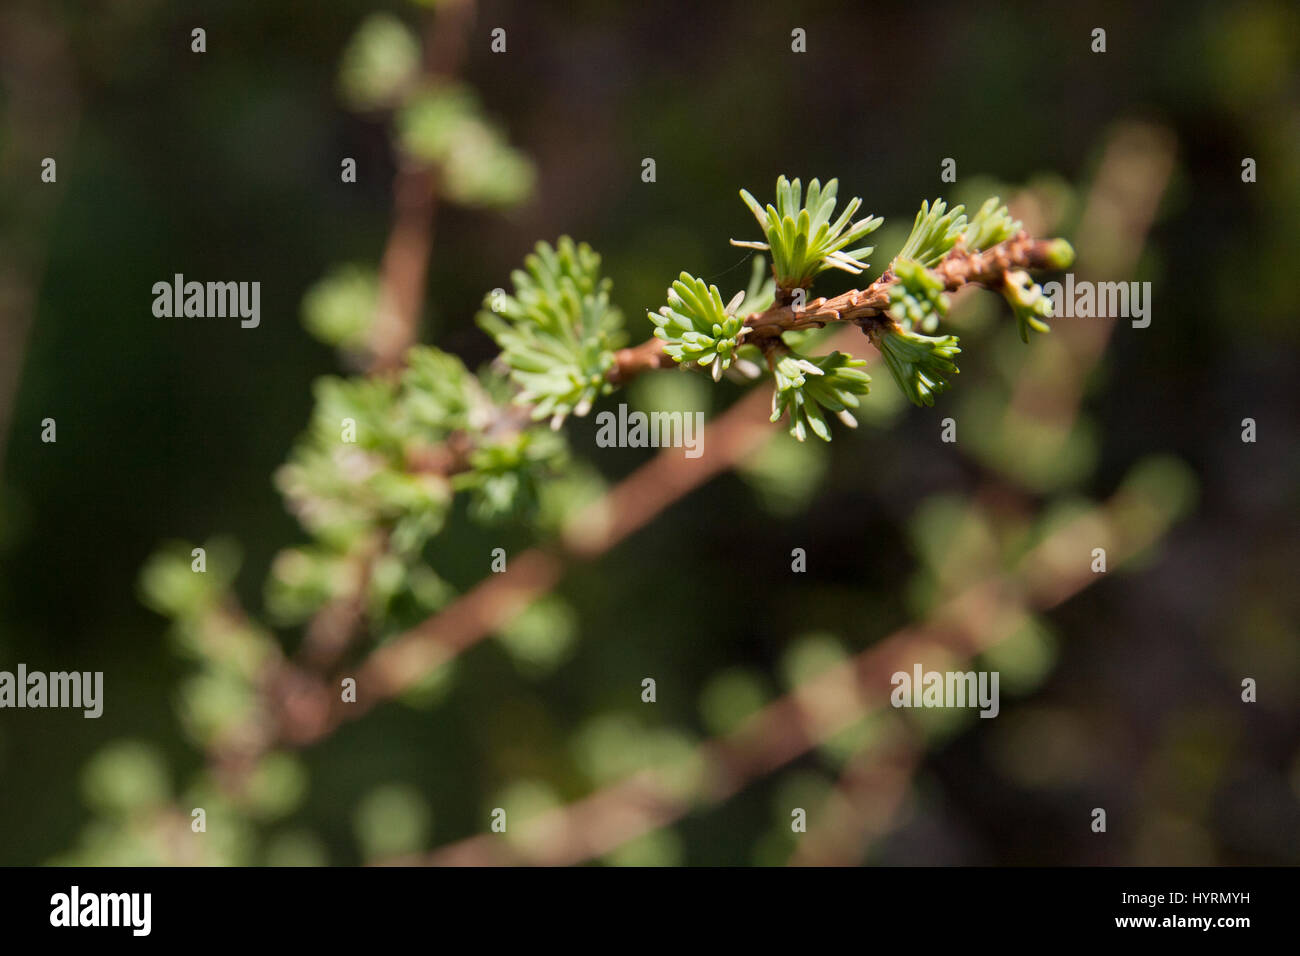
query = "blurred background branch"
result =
(368, 0, 476, 372)
(413, 465, 1193, 865)
(0, 4, 81, 461)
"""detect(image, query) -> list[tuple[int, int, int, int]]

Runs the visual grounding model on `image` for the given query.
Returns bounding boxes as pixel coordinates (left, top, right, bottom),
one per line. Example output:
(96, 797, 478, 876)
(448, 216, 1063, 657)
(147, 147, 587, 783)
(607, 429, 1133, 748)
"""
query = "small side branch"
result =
(611, 233, 1069, 382)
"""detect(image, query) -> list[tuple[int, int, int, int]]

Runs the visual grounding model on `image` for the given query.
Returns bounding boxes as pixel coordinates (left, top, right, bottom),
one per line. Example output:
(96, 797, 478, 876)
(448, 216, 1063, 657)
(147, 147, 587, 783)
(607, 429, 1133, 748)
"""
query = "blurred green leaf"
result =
(81, 741, 170, 816)
(338, 13, 421, 111)
(353, 783, 431, 861)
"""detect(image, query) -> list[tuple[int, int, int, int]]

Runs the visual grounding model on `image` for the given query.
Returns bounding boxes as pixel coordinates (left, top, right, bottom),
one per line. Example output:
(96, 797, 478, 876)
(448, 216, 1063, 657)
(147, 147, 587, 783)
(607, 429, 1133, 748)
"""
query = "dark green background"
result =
(1, 0, 1297, 864)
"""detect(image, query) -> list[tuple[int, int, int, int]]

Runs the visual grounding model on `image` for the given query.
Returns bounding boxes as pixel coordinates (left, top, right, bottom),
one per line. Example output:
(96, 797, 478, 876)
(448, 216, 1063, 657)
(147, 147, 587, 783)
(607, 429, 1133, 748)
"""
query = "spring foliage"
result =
(266, 175, 1075, 634)
(732, 175, 883, 287)
(648, 178, 1069, 435)
(259, 174, 1076, 620)
(146, 171, 1073, 749)
(98, 5, 1088, 869)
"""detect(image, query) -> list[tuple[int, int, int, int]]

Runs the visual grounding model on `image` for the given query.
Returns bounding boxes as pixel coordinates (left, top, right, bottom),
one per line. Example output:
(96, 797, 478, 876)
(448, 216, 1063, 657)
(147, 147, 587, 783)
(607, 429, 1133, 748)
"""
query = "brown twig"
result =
(608, 233, 1068, 383)
(787, 722, 921, 866)
(370, 162, 438, 372)
(368, 0, 477, 374)
(295, 531, 386, 672)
